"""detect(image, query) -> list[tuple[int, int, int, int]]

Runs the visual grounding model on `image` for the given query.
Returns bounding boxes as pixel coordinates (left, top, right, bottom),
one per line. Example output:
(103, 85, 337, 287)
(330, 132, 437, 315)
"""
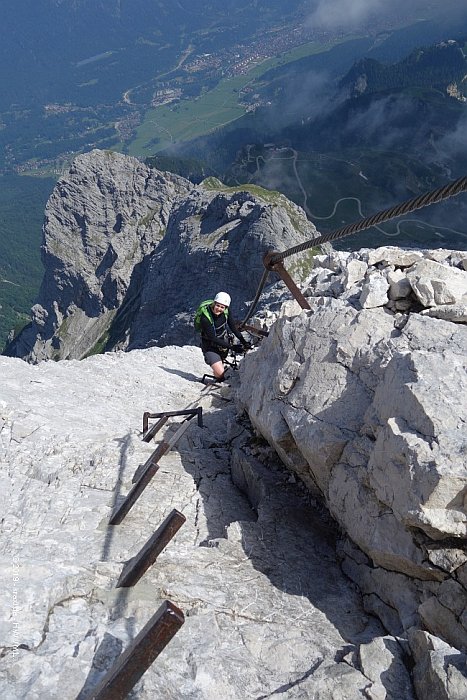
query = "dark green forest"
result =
(342, 41, 467, 96)
(0, 174, 55, 350)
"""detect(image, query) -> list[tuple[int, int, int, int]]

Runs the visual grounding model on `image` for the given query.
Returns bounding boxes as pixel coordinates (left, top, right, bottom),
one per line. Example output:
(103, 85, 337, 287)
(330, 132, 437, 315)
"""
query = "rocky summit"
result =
(4, 151, 317, 362)
(1, 149, 467, 699)
(6, 150, 193, 363)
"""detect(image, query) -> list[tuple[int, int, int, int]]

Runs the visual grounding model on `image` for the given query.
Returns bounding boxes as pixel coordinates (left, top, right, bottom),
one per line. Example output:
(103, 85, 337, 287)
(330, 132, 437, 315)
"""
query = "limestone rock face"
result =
(5, 158, 316, 363)
(409, 630, 467, 700)
(307, 245, 467, 317)
(0, 348, 412, 699)
(236, 246, 467, 690)
(406, 258, 467, 307)
(127, 183, 317, 349)
(5, 150, 192, 362)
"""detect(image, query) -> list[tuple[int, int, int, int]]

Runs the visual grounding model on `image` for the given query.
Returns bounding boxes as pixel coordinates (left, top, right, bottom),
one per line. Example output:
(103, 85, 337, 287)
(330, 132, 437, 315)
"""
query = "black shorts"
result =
(203, 350, 227, 366)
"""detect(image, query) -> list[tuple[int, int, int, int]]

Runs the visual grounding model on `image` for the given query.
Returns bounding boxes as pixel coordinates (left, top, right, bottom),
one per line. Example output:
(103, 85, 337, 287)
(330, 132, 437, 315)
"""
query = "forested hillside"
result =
(0, 175, 54, 350)
(342, 40, 467, 97)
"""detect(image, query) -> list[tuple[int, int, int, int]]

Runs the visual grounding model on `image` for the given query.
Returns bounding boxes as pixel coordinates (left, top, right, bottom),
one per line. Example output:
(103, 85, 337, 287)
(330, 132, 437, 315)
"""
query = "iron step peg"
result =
(116, 509, 186, 588)
(143, 407, 203, 441)
(82, 600, 184, 700)
(110, 417, 196, 525)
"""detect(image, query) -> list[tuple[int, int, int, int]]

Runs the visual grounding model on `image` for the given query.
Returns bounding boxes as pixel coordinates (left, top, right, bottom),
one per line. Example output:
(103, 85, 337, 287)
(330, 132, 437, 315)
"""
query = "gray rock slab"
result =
(236, 287, 467, 652)
(0, 347, 402, 699)
(409, 629, 467, 700)
(359, 273, 389, 308)
(420, 303, 467, 323)
(406, 258, 467, 307)
(367, 247, 424, 268)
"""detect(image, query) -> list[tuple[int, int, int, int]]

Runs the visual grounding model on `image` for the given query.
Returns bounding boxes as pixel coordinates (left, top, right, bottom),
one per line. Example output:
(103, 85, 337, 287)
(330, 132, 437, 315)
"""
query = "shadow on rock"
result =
(76, 632, 123, 700)
(160, 365, 201, 382)
(177, 407, 382, 650)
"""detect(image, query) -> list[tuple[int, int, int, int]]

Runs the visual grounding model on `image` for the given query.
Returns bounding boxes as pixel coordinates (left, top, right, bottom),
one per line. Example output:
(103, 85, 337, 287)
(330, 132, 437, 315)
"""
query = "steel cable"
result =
(239, 175, 467, 328)
(270, 175, 467, 265)
(240, 267, 270, 326)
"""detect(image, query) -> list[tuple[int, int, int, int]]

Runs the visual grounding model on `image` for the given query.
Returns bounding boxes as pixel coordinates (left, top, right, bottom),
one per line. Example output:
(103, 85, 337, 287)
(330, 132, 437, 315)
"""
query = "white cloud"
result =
(342, 93, 413, 148)
(438, 111, 467, 158)
(308, 0, 386, 30)
(305, 0, 465, 31)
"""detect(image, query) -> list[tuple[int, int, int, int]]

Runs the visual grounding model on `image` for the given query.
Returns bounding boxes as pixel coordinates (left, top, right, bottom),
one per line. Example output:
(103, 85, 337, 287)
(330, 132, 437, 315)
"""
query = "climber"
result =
(196, 292, 250, 382)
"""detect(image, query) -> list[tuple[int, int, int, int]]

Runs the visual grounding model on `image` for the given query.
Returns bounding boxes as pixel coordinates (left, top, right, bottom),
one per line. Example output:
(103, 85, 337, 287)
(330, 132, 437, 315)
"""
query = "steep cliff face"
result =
(128, 179, 317, 349)
(236, 245, 467, 697)
(5, 150, 193, 362)
(5, 155, 317, 362)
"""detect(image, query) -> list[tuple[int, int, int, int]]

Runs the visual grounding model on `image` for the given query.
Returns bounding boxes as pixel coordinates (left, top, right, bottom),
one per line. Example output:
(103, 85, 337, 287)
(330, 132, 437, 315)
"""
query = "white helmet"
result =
(214, 291, 231, 307)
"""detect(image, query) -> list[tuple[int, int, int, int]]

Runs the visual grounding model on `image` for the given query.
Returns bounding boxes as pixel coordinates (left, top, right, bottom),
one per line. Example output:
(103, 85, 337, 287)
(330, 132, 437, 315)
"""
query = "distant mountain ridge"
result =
(165, 34, 467, 251)
(342, 39, 467, 98)
(4, 150, 318, 362)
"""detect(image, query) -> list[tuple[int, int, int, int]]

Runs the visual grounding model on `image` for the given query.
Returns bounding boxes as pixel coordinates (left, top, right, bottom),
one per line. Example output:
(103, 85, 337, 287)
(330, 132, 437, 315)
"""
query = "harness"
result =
(202, 307, 231, 349)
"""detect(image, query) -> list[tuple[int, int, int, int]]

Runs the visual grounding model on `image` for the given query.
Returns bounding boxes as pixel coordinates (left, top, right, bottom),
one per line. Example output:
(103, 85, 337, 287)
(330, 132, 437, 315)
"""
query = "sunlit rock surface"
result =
(0, 346, 413, 699)
(237, 246, 467, 696)
(4, 153, 318, 363)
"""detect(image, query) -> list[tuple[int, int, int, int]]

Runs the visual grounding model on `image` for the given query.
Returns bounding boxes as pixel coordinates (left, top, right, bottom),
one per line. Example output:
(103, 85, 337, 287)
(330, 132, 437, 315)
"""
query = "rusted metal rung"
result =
(131, 446, 163, 484)
(263, 250, 311, 310)
(110, 418, 195, 525)
(110, 459, 160, 525)
(240, 323, 269, 338)
(82, 600, 184, 700)
(142, 415, 168, 442)
(143, 408, 203, 440)
(134, 417, 196, 484)
(116, 509, 186, 588)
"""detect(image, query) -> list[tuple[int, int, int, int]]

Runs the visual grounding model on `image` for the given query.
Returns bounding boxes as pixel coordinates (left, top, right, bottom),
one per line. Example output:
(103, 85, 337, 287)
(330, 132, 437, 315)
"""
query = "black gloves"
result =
(230, 338, 252, 353)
